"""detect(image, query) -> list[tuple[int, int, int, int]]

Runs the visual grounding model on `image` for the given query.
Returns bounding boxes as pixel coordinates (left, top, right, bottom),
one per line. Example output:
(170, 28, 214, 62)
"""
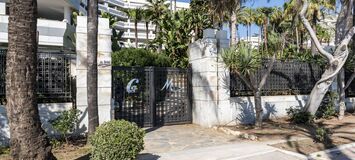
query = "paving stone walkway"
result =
(142, 124, 240, 154)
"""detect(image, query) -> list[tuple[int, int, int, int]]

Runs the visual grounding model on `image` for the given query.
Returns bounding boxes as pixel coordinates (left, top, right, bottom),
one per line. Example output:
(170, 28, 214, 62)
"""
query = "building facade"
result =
(98, 0, 190, 48)
(0, 0, 86, 51)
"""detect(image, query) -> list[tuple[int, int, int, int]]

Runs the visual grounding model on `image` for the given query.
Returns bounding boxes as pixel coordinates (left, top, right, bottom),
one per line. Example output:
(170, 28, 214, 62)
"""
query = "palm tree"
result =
(125, 8, 144, 48)
(6, 0, 55, 159)
(254, 8, 266, 45)
(143, 9, 153, 46)
(145, 0, 169, 52)
(257, 7, 273, 51)
(87, 0, 99, 135)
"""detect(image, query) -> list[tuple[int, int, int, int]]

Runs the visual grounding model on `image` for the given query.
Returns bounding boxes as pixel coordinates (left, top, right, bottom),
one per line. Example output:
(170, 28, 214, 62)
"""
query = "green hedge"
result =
(112, 48, 172, 67)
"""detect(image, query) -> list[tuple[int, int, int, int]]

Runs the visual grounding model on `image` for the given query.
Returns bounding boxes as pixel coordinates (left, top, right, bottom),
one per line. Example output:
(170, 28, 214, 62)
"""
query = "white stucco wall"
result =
(0, 103, 73, 146)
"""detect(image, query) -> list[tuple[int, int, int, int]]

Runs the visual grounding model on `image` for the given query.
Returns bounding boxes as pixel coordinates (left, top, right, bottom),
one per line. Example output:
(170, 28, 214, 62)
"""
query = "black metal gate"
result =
(112, 66, 192, 127)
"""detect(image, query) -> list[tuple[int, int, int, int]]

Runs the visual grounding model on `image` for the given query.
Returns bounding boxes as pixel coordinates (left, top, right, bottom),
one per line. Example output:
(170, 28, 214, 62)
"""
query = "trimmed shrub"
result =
(89, 120, 145, 160)
(112, 48, 172, 67)
(286, 107, 314, 124)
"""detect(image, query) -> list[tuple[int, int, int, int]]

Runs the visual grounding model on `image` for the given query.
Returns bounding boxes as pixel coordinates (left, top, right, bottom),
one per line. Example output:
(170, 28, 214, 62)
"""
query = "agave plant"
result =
(221, 42, 276, 128)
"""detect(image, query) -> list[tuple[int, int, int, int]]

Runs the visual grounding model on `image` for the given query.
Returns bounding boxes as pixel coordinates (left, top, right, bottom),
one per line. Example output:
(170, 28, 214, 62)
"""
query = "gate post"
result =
(188, 29, 231, 127)
(148, 67, 156, 127)
(75, 16, 112, 133)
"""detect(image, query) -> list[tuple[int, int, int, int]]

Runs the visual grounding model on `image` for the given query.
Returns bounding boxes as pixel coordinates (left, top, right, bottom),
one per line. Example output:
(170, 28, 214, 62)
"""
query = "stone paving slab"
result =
(142, 124, 239, 154)
(139, 142, 305, 160)
(308, 142, 355, 160)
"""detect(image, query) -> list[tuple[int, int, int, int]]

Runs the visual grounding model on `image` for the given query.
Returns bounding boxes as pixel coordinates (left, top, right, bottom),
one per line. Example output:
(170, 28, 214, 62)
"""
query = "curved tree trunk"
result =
(254, 89, 263, 128)
(336, 0, 354, 120)
(7, 0, 55, 159)
(311, 11, 318, 56)
(300, 0, 355, 115)
(87, 0, 99, 134)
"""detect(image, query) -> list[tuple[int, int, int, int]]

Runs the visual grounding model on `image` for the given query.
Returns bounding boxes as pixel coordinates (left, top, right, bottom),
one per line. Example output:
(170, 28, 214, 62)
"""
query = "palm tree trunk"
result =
(230, 12, 237, 45)
(174, 0, 177, 12)
(146, 21, 149, 47)
(264, 18, 268, 51)
(156, 25, 162, 53)
(87, 0, 99, 135)
(296, 27, 300, 53)
(135, 21, 138, 48)
(7, 0, 55, 159)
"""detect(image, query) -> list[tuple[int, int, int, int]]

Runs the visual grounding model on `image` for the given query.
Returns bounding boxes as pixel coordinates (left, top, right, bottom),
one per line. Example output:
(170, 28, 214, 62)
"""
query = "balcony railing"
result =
(99, 4, 128, 19)
(122, 32, 155, 39)
(115, 21, 155, 30)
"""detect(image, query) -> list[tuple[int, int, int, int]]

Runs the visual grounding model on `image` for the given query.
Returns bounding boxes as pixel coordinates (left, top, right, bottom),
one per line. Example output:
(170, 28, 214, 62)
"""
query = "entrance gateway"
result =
(112, 66, 192, 127)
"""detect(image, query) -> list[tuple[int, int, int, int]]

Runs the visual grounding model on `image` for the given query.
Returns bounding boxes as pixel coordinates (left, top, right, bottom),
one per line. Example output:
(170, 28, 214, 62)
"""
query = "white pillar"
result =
(64, 6, 72, 24)
(0, 2, 6, 15)
(75, 16, 112, 134)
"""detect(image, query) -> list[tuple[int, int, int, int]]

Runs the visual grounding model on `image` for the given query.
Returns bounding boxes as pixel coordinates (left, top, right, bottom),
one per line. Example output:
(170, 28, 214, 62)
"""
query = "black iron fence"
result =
(345, 70, 355, 97)
(112, 66, 192, 127)
(230, 59, 324, 96)
(0, 49, 74, 101)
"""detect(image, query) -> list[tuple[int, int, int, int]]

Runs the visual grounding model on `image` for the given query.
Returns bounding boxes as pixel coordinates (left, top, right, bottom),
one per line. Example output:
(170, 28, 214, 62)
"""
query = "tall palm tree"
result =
(257, 7, 273, 51)
(143, 9, 153, 46)
(87, 0, 99, 135)
(145, 0, 169, 52)
(6, 0, 55, 159)
(125, 8, 144, 48)
(254, 9, 266, 44)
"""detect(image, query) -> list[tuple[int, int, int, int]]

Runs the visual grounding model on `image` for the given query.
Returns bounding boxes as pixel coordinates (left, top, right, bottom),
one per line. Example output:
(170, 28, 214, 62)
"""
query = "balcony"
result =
(0, 15, 75, 50)
(122, 32, 155, 40)
(115, 21, 155, 31)
(99, 4, 127, 19)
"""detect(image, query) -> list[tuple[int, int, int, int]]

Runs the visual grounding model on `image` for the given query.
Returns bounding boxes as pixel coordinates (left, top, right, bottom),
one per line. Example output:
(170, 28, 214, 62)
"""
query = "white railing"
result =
(115, 21, 155, 30)
(122, 32, 155, 39)
(98, 4, 128, 19)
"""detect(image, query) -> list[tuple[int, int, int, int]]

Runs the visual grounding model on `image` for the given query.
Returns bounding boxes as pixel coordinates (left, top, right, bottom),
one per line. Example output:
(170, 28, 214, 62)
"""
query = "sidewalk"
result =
(139, 142, 306, 160)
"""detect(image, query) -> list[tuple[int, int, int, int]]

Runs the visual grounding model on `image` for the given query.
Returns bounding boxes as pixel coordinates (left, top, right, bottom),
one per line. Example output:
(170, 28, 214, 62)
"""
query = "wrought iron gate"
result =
(112, 66, 192, 127)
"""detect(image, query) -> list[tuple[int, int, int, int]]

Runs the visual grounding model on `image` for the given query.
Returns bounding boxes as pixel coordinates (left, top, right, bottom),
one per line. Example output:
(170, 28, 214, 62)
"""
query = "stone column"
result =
(0, 2, 5, 15)
(64, 6, 72, 24)
(76, 16, 112, 133)
(188, 29, 231, 127)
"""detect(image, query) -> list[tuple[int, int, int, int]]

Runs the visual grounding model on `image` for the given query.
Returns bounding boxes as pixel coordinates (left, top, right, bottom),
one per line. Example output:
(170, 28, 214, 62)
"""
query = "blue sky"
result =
(237, 0, 286, 38)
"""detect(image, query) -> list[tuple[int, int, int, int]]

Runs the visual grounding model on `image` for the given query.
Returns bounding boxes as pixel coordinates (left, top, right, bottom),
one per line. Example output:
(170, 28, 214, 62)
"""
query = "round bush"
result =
(89, 120, 145, 160)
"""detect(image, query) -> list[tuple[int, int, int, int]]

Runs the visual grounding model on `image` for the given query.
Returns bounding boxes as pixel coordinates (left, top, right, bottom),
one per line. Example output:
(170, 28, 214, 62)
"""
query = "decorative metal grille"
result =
(112, 66, 192, 127)
(0, 49, 73, 101)
(230, 60, 324, 96)
(345, 70, 355, 97)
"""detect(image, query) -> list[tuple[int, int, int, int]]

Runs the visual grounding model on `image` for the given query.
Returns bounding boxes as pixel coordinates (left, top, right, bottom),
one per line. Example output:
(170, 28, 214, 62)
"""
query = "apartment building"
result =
(0, 0, 86, 51)
(98, 0, 190, 48)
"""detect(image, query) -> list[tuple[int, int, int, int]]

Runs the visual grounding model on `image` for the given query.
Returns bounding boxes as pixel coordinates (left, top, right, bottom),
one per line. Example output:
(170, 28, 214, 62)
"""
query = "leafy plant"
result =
(315, 127, 333, 143)
(112, 48, 172, 67)
(50, 138, 62, 148)
(89, 120, 145, 160)
(316, 91, 337, 119)
(286, 107, 314, 124)
(50, 109, 81, 143)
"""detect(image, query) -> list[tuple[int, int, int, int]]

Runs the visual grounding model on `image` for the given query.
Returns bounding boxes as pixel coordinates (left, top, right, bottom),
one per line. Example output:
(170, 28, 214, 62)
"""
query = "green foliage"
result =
(317, 91, 337, 119)
(50, 109, 80, 143)
(315, 127, 333, 143)
(0, 146, 9, 155)
(89, 120, 145, 160)
(112, 48, 172, 67)
(286, 107, 315, 124)
(157, 10, 194, 68)
(50, 138, 62, 148)
(221, 42, 261, 75)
